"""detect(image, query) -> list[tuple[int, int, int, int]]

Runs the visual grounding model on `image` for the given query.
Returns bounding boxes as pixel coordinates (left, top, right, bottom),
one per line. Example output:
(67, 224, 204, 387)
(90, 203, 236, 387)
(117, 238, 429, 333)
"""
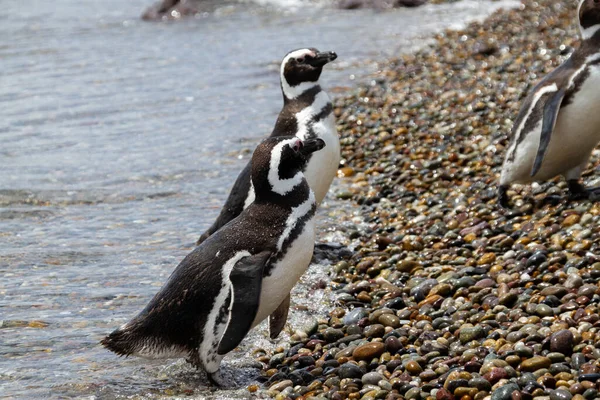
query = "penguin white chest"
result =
(251, 217, 316, 327)
(304, 114, 341, 204)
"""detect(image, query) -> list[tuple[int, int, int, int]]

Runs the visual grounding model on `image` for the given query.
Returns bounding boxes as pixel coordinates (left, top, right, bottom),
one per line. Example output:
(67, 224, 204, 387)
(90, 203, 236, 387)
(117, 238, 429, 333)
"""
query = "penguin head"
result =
(251, 137, 325, 200)
(280, 48, 337, 99)
(579, 0, 600, 39)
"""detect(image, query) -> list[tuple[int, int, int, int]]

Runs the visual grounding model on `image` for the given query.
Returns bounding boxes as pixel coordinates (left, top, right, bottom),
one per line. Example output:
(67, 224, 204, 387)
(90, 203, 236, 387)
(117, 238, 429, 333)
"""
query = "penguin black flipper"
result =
(197, 162, 252, 245)
(217, 251, 272, 355)
(531, 88, 567, 177)
(268, 293, 290, 339)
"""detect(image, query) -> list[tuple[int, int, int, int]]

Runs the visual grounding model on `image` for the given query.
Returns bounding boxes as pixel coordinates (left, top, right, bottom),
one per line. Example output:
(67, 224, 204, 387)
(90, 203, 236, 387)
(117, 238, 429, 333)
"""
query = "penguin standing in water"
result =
(197, 48, 339, 245)
(499, 0, 600, 207)
(102, 137, 325, 385)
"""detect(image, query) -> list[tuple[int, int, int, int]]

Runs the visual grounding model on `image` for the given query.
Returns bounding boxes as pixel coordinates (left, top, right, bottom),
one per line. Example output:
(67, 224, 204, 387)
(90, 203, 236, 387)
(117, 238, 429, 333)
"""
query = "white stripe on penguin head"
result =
(280, 48, 319, 99)
(268, 138, 304, 196)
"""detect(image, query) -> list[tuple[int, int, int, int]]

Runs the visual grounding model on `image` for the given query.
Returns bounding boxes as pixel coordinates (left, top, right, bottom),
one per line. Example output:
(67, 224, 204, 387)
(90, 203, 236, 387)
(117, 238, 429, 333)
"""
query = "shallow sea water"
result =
(0, 0, 517, 398)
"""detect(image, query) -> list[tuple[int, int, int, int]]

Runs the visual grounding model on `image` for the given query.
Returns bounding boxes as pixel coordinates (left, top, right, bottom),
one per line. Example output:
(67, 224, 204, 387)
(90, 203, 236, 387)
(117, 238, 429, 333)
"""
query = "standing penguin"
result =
(499, 0, 600, 207)
(102, 136, 325, 385)
(197, 48, 339, 245)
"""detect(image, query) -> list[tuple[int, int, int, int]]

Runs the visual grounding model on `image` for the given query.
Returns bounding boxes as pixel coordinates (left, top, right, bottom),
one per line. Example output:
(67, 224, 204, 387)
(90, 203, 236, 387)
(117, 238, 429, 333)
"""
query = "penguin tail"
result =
(101, 322, 188, 359)
(101, 325, 140, 357)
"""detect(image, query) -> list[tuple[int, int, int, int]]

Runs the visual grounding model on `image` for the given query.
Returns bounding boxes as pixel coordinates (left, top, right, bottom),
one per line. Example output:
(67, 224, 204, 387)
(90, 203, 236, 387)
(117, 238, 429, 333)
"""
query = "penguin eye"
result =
(296, 57, 304, 63)
(292, 140, 303, 152)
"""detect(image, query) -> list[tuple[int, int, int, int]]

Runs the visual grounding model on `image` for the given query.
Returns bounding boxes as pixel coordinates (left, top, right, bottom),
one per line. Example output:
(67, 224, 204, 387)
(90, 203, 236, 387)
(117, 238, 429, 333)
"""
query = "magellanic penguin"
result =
(101, 136, 325, 385)
(499, 0, 600, 207)
(197, 48, 340, 245)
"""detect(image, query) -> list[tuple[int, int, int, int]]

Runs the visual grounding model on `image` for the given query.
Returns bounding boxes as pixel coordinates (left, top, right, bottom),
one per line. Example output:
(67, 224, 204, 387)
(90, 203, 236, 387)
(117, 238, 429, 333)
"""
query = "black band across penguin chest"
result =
(265, 201, 316, 277)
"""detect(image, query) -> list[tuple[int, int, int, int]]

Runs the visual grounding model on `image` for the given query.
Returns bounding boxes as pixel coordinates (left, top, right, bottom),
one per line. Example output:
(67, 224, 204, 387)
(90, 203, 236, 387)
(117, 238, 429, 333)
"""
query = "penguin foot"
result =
(208, 369, 230, 387)
(567, 180, 600, 201)
(539, 194, 562, 207)
(497, 185, 510, 209)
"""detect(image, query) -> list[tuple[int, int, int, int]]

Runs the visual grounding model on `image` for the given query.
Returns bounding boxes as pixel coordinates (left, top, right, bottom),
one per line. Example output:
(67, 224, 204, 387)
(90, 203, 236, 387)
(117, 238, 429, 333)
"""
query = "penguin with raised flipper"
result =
(499, 0, 600, 207)
(102, 136, 325, 385)
(197, 48, 339, 244)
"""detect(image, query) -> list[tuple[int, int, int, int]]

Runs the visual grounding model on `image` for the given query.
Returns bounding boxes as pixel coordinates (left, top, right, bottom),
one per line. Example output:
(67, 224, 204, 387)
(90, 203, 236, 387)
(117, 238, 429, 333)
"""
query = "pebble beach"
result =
(254, 1, 600, 400)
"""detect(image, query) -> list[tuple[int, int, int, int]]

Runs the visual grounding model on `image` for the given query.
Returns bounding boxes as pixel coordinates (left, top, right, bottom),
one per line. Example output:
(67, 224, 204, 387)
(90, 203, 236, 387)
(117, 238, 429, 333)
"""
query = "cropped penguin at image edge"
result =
(498, 0, 600, 207)
(197, 47, 340, 245)
(101, 136, 326, 386)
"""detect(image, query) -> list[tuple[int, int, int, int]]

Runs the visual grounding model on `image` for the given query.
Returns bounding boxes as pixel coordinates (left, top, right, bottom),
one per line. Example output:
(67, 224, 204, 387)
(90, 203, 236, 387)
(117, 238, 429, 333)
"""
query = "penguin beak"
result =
(300, 138, 326, 156)
(307, 51, 337, 67)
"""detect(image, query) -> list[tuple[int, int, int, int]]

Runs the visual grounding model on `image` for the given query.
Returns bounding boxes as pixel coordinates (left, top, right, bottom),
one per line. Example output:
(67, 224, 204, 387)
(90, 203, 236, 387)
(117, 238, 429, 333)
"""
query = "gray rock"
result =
(269, 379, 293, 392)
(491, 383, 519, 400)
(404, 387, 421, 400)
(564, 274, 583, 289)
(362, 371, 384, 385)
(459, 326, 485, 344)
(338, 362, 363, 379)
(535, 303, 554, 317)
(410, 279, 438, 302)
(302, 317, 319, 336)
(269, 352, 285, 368)
(323, 328, 344, 343)
(469, 377, 492, 392)
(571, 353, 586, 370)
(343, 307, 369, 325)
(550, 389, 573, 400)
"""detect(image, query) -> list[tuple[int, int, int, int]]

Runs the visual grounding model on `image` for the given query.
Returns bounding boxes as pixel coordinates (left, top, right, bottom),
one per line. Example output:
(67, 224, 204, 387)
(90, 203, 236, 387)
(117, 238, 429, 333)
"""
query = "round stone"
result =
(337, 362, 364, 379)
(324, 328, 345, 343)
(459, 326, 485, 344)
(405, 387, 421, 400)
(362, 371, 384, 385)
(343, 308, 369, 325)
(364, 324, 385, 338)
(405, 360, 423, 374)
(378, 314, 400, 328)
(491, 383, 519, 400)
(385, 335, 402, 354)
(520, 356, 552, 372)
(550, 329, 574, 355)
(549, 388, 573, 400)
(352, 342, 385, 361)
(269, 380, 293, 392)
(535, 303, 554, 317)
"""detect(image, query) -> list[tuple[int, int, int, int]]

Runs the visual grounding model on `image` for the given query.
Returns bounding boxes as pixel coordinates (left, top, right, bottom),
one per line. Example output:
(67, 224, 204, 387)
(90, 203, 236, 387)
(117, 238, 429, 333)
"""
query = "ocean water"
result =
(0, 0, 517, 398)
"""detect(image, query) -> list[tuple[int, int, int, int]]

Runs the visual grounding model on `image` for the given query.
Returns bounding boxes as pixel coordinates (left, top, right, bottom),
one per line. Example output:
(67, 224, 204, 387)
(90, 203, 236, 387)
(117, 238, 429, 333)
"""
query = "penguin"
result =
(197, 48, 340, 245)
(498, 0, 600, 207)
(101, 136, 325, 386)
